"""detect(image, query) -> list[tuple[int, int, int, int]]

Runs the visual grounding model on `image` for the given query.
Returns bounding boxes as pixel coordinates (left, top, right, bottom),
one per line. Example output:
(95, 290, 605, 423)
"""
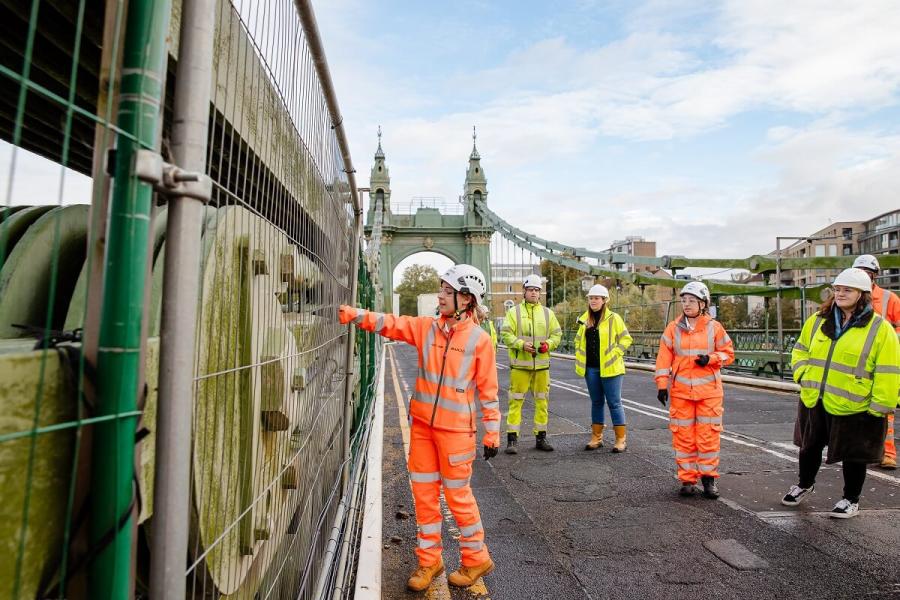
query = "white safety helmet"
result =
(851, 254, 880, 273)
(679, 281, 711, 305)
(523, 274, 543, 290)
(586, 284, 609, 298)
(833, 268, 872, 293)
(441, 264, 487, 305)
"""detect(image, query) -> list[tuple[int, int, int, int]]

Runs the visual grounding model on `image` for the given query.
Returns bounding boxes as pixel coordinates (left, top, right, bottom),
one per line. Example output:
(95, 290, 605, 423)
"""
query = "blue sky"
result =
(316, 0, 900, 262)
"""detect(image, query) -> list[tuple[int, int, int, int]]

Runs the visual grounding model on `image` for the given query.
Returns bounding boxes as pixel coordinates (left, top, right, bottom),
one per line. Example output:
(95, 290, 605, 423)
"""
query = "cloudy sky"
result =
(315, 0, 900, 261)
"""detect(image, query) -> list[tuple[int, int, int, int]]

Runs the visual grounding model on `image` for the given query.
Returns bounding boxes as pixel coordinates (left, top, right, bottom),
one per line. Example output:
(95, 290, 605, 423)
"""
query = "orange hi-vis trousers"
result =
(408, 419, 489, 568)
(886, 412, 896, 460)
(669, 395, 723, 483)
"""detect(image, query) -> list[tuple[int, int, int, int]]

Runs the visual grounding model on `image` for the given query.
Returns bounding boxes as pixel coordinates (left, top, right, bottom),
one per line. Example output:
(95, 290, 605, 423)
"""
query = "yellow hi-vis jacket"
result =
(481, 319, 498, 350)
(791, 311, 900, 417)
(501, 302, 561, 370)
(573, 309, 632, 377)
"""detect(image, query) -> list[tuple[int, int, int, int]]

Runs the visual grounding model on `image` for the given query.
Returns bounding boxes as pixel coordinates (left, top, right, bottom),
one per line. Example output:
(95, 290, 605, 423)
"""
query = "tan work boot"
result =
(584, 424, 604, 450)
(448, 558, 494, 587)
(407, 559, 444, 591)
(880, 455, 897, 470)
(611, 425, 627, 453)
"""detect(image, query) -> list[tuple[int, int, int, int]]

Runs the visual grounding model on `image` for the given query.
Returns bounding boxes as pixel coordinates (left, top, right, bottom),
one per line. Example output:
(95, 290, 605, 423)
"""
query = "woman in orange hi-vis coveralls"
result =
(655, 281, 735, 499)
(339, 264, 500, 592)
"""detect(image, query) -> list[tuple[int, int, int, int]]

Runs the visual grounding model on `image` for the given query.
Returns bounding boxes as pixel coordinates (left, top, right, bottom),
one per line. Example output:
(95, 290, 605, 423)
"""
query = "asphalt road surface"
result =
(379, 343, 900, 600)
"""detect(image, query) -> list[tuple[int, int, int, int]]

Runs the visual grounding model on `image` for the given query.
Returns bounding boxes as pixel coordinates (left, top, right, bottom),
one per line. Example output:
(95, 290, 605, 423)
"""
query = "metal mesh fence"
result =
(1, 0, 381, 597)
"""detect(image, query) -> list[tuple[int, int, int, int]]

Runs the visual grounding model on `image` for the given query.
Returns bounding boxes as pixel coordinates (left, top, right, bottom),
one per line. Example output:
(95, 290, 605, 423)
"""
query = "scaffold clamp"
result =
(133, 149, 213, 203)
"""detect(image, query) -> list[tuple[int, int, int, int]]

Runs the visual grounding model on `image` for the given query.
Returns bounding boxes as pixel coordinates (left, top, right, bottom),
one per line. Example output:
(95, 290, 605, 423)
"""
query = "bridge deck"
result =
(378, 343, 900, 599)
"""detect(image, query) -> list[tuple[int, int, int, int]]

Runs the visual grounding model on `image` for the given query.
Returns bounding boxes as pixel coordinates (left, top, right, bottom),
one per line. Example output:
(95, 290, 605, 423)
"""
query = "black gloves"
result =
(695, 354, 710, 367)
(483, 445, 498, 461)
(657, 389, 668, 407)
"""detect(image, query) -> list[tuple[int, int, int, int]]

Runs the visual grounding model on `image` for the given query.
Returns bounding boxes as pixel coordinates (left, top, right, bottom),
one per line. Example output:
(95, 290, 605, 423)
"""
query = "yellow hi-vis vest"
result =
(791, 312, 900, 417)
(573, 309, 632, 377)
(501, 302, 562, 370)
(481, 320, 498, 350)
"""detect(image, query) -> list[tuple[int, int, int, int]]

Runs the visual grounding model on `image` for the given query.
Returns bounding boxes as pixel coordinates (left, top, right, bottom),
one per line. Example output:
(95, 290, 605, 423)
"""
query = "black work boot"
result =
(701, 476, 720, 499)
(504, 432, 518, 455)
(535, 431, 554, 452)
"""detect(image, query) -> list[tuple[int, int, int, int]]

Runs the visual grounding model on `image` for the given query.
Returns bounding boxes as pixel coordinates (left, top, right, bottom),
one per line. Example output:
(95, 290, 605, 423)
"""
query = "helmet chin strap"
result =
(453, 292, 463, 319)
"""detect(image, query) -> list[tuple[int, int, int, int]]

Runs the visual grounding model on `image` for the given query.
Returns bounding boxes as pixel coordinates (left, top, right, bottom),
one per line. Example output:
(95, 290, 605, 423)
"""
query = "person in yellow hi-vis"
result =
(500, 274, 562, 453)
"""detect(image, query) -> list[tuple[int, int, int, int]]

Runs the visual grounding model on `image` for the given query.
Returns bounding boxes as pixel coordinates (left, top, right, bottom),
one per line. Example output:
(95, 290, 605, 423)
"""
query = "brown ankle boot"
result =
(407, 559, 444, 591)
(448, 557, 494, 587)
(584, 424, 604, 450)
(612, 425, 627, 453)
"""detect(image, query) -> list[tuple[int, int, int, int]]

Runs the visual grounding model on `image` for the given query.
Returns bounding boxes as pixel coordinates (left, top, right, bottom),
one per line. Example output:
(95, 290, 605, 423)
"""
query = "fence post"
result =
(89, 0, 171, 596)
(149, 0, 216, 597)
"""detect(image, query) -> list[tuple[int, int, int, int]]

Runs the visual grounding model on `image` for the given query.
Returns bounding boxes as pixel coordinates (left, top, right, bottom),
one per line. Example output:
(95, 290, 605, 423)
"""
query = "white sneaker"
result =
(829, 498, 859, 519)
(781, 484, 814, 506)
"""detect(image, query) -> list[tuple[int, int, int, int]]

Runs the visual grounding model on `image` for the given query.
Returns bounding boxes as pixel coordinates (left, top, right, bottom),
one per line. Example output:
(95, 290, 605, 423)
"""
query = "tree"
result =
(716, 296, 750, 329)
(395, 264, 440, 316)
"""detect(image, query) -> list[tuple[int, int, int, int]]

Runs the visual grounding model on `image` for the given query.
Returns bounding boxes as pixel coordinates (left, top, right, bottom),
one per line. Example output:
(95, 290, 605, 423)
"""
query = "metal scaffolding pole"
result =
(89, 0, 171, 596)
(150, 0, 216, 597)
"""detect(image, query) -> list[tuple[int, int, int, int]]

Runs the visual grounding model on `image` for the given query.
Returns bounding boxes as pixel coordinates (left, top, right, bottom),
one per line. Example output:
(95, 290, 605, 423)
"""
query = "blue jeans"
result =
(584, 369, 625, 426)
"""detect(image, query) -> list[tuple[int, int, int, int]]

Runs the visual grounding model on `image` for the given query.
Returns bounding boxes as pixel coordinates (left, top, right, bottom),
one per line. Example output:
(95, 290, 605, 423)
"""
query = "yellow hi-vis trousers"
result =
(507, 368, 551, 434)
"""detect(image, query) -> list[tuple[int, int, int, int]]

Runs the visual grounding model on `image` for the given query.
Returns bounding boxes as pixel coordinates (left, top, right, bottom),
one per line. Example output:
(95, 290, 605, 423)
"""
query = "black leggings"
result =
(799, 447, 867, 503)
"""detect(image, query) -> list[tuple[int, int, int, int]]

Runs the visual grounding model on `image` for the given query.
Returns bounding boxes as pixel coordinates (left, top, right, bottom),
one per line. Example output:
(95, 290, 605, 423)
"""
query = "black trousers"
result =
(798, 448, 867, 503)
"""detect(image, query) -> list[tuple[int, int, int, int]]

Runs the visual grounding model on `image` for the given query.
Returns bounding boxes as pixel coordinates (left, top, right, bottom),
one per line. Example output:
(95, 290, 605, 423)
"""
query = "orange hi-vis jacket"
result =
(339, 306, 501, 447)
(655, 314, 735, 400)
(872, 284, 900, 334)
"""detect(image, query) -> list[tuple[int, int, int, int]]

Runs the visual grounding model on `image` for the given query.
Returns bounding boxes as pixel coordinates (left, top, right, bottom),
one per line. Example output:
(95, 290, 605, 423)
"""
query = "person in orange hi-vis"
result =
(339, 263, 500, 591)
(853, 254, 899, 470)
(655, 281, 735, 499)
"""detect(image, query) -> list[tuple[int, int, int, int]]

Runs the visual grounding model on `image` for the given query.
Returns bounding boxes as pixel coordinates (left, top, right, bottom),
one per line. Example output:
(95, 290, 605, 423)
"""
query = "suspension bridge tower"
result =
(365, 128, 494, 313)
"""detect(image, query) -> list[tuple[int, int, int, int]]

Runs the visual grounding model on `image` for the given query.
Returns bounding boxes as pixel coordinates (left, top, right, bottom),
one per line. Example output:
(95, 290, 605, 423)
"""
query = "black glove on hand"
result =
(483, 445, 498, 461)
(695, 354, 710, 367)
(657, 389, 668, 407)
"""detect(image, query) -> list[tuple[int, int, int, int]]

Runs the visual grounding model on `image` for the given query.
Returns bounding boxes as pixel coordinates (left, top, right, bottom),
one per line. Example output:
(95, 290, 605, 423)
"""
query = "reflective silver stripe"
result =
(869, 401, 893, 415)
(696, 416, 722, 425)
(509, 392, 526, 400)
(418, 521, 442, 534)
(420, 321, 440, 370)
(698, 451, 719, 459)
(675, 451, 697, 459)
(674, 374, 717, 386)
(678, 462, 699, 471)
(656, 368, 671, 376)
(352, 311, 364, 324)
(484, 420, 500, 432)
(603, 355, 618, 368)
(550, 328, 562, 335)
(482, 401, 500, 411)
(543, 307, 551, 338)
(875, 365, 900, 375)
(515, 304, 522, 338)
(799, 379, 870, 404)
(500, 326, 513, 334)
(707, 326, 715, 354)
(375, 314, 385, 332)
(510, 358, 535, 368)
(883, 292, 890, 316)
(715, 352, 729, 363)
(410, 471, 441, 483)
(442, 476, 470, 489)
(698, 464, 717, 472)
(575, 350, 586, 359)
(459, 540, 484, 550)
(449, 450, 476, 463)
(534, 392, 549, 400)
(411, 395, 476, 415)
(793, 341, 808, 352)
(418, 538, 441, 549)
(856, 315, 883, 378)
(661, 334, 673, 348)
(793, 359, 809, 369)
(806, 357, 871, 379)
(670, 418, 695, 426)
(459, 520, 483, 537)
(721, 333, 732, 345)
(674, 328, 705, 356)
(507, 424, 521, 432)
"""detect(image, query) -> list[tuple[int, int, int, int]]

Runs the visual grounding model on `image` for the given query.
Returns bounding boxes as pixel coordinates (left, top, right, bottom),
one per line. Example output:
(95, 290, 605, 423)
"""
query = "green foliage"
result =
(716, 296, 751, 329)
(395, 264, 440, 316)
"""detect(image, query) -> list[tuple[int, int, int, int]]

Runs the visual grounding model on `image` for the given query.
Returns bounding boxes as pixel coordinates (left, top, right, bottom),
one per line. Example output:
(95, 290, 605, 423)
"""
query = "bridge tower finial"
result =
(470, 125, 480, 160)
(375, 125, 385, 159)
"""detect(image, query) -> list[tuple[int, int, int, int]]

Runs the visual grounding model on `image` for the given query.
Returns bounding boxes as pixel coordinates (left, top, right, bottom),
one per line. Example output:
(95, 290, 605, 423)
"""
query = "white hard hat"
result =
(680, 281, 711, 305)
(441, 264, 487, 304)
(833, 268, 872, 293)
(851, 254, 880, 272)
(523, 274, 543, 290)
(586, 284, 609, 298)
